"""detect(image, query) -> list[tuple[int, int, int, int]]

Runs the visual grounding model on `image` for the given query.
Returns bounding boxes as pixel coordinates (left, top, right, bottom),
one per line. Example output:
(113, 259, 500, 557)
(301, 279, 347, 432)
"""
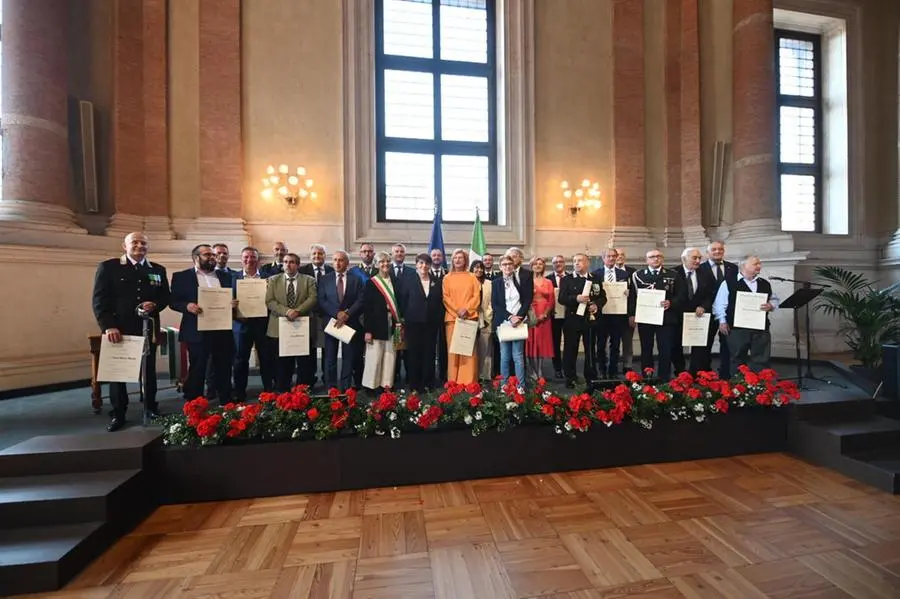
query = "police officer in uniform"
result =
(627, 249, 687, 381)
(92, 232, 170, 431)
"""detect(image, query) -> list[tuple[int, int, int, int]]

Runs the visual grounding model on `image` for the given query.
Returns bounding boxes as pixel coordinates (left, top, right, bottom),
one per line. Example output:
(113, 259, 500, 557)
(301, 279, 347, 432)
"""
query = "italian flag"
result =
(468, 209, 487, 264)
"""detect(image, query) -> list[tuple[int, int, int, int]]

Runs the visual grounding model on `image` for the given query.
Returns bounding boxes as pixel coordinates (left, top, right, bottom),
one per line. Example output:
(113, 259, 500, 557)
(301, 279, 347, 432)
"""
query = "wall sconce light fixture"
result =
(261, 164, 317, 208)
(556, 179, 601, 218)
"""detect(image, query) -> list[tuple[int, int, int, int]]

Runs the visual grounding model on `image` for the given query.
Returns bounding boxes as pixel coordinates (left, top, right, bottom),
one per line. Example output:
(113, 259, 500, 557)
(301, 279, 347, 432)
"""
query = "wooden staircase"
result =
(0, 429, 160, 595)
(789, 394, 900, 494)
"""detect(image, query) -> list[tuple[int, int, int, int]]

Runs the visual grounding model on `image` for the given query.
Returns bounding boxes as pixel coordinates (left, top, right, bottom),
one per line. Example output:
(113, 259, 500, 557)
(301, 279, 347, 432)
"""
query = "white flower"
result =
(390, 428, 401, 439)
(169, 423, 182, 434)
(475, 411, 483, 421)
(564, 421, 573, 431)
(375, 429, 386, 435)
(705, 392, 712, 399)
(301, 422, 309, 431)
(605, 421, 613, 427)
(237, 405, 246, 411)
(693, 403, 705, 413)
(464, 415, 473, 425)
(291, 428, 301, 439)
(695, 415, 705, 422)
(399, 398, 407, 407)
(671, 412, 679, 421)
(516, 387, 525, 395)
(505, 402, 518, 411)
(554, 426, 563, 434)
(640, 420, 653, 430)
(163, 439, 169, 445)
(542, 391, 552, 400)
(389, 412, 397, 421)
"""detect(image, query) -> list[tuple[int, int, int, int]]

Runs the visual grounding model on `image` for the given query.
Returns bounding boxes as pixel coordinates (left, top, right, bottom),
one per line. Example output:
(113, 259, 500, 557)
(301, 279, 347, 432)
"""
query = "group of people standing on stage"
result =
(93, 232, 777, 431)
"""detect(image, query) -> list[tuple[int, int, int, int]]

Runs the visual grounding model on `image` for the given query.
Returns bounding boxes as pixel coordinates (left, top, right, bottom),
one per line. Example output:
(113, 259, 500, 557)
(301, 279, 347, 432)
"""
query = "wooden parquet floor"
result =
(13, 453, 900, 599)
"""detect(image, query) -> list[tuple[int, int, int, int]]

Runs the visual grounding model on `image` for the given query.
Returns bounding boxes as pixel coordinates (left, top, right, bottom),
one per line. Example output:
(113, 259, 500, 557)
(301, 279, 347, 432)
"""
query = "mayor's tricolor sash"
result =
(370, 274, 403, 347)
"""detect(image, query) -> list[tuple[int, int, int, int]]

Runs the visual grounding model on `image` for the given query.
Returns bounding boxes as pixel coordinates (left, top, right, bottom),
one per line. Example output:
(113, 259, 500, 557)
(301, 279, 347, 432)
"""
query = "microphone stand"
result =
(770, 276, 845, 389)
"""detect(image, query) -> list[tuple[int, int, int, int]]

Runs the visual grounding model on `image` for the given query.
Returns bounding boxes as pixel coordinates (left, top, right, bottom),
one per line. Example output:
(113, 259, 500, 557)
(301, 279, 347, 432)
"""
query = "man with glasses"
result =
(627, 249, 687, 381)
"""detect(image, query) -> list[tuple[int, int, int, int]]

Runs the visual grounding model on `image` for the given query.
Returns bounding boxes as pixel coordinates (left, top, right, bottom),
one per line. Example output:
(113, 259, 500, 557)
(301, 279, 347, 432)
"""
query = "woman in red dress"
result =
(526, 256, 554, 381)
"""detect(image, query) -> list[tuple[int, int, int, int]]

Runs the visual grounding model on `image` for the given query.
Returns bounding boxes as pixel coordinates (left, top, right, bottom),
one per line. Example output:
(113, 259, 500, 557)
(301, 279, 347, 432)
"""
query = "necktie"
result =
(395, 265, 402, 277)
(286, 278, 296, 307)
(606, 269, 615, 282)
(337, 273, 345, 303)
(315, 267, 321, 282)
(716, 264, 723, 282)
(687, 271, 695, 299)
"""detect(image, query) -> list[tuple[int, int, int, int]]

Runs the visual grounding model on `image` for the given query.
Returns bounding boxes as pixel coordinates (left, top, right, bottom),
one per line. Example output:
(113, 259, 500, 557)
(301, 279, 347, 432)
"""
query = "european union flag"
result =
(428, 200, 446, 258)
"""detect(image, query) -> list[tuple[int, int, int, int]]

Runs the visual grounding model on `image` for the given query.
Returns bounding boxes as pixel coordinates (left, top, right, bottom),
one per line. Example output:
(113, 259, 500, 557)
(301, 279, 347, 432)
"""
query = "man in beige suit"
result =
(266, 253, 318, 391)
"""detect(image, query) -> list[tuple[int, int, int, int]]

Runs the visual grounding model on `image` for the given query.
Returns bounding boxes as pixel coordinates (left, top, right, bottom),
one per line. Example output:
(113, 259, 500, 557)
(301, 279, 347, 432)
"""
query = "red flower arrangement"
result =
(160, 367, 799, 447)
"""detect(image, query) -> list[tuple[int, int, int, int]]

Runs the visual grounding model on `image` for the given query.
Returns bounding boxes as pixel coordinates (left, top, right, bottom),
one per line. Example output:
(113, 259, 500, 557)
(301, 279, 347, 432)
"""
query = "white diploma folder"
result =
(575, 279, 592, 316)
(97, 335, 145, 383)
(279, 316, 311, 356)
(635, 288, 666, 325)
(734, 291, 769, 330)
(324, 318, 357, 344)
(197, 287, 233, 331)
(497, 322, 529, 342)
(236, 279, 268, 318)
(449, 318, 479, 356)
(681, 313, 711, 346)
(602, 281, 628, 315)
(553, 288, 566, 319)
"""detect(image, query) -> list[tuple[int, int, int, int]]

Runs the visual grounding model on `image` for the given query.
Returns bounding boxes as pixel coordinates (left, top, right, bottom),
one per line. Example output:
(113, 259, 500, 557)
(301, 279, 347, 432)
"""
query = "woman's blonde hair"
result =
(450, 248, 469, 271)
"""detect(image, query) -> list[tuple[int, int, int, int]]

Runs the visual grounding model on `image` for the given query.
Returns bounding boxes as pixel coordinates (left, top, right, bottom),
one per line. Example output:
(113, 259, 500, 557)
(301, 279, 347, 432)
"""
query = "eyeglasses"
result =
(647, 255, 663, 259)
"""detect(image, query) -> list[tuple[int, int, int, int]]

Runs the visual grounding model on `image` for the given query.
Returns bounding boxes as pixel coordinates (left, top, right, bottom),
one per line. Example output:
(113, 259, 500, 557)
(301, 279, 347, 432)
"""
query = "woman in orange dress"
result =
(442, 249, 482, 384)
(526, 256, 555, 381)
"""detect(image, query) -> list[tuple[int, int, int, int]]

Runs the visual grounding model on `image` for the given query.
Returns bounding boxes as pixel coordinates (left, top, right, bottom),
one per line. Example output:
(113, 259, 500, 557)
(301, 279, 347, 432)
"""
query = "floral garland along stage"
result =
(161, 366, 800, 447)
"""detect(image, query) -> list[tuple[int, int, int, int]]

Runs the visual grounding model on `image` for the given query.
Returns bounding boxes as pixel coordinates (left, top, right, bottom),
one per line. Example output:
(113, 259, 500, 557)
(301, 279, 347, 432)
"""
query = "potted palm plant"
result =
(813, 266, 900, 380)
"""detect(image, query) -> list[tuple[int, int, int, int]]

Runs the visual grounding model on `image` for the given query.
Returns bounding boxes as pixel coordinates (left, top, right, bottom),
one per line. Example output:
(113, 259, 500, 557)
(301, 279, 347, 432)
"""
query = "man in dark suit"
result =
(429, 248, 448, 384)
(205, 242, 237, 398)
(170, 244, 235, 403)
(673, 247, 716, 374)
(482, 253, 499, 280)
(615, 248, 637, 372)
(299, 244, 335, 387)
(348, 242, 377, 283)
(547, 255, 568, 379)
(92, 232, 170, 431)
(390, 243, 416, 385)
(259, 241, 288, 278)
(559, 253, 606, 387)
(699, 240, 739, 378)
(627, 249, 687, 381)
(591, 248, 629, 378)
(231, 246, 274, 400)
(317, 250, 365, 390)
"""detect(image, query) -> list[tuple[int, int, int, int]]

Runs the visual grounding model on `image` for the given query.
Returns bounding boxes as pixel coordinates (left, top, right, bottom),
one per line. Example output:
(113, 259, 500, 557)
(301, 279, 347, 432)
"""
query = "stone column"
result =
(185, 0, 246, 243)
(0, 0, 83, 232)
(730, 0, 781, 238)
(609, 0, 655, 249)
(106, 0, 174, 239)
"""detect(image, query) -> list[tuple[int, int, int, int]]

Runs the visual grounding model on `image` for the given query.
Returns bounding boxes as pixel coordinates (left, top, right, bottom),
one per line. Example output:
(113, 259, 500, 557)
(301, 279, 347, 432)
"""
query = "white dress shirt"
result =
(195, 268, 221, 288)
(713, 274, 780, 322)
(504, 276, 522, 318)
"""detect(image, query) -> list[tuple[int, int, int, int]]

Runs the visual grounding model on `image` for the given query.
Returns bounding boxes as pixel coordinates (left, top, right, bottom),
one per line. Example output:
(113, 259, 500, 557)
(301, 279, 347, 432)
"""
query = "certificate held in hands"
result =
(635, 288, 666, 325)
(279, 316, 311, 356)
(576, 279, 592, 316)
(449, 318, 479, 356)
(602, 282, 628, 315)
(682, 313, 711, 346)
(734, 291, 768, 330)
(236, 279, 268, 318)
(197, 287, 233, 331)
(325, 318, 357, 344)
(497, 321, 529, 342)
(97, 335, 145, 383)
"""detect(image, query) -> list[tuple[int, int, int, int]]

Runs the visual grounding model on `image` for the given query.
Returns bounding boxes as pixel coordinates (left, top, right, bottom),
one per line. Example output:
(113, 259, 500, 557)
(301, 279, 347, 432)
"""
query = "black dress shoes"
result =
(107, 417, 126, 432)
